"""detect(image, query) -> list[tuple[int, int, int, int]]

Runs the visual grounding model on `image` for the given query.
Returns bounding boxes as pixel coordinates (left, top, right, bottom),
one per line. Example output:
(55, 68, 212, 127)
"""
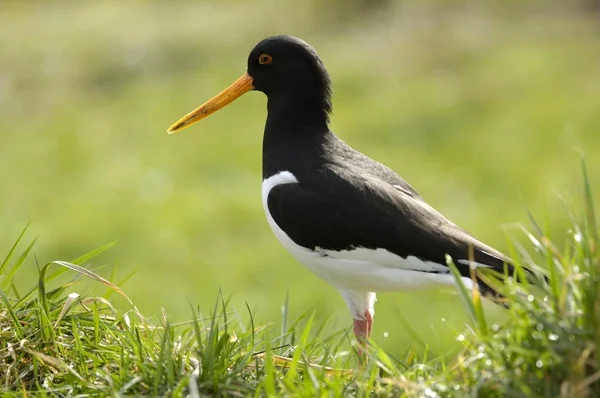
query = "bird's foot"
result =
(353, 310, 373, 366)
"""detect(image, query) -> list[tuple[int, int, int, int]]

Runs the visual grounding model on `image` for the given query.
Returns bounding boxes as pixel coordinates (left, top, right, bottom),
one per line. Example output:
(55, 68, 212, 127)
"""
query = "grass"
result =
(1, 161, 599, 396)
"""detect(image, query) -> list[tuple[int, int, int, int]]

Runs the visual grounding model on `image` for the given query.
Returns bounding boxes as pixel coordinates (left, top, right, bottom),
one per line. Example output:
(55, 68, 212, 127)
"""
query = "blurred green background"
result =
(1, 0, 599, 354)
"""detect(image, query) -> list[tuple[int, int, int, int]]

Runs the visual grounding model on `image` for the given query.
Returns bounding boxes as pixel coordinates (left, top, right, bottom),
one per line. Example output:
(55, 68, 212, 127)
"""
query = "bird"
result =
(166, 35, 529, 362)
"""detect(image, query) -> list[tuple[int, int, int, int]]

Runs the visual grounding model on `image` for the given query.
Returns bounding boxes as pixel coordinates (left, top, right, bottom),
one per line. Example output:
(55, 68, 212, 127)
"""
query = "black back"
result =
(265, 131, 511, 278)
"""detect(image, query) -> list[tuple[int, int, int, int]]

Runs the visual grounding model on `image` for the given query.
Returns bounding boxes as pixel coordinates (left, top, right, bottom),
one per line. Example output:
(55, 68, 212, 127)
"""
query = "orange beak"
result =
(166, 72, 254, 134)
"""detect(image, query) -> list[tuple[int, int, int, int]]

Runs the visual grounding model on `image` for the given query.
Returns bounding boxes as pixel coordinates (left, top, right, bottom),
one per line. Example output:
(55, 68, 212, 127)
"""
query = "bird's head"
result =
(247, 35, 331, 99)
(167, 35, 331, 134)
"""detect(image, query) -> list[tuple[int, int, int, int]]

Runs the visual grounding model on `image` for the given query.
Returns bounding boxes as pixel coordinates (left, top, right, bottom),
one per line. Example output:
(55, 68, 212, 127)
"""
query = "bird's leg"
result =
(353, 310, 373, 364)
(340, 290, 376, 365)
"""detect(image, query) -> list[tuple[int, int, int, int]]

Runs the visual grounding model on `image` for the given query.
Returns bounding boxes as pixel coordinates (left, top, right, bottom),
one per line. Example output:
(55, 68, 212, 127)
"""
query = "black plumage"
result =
(265, 132, 511, 280)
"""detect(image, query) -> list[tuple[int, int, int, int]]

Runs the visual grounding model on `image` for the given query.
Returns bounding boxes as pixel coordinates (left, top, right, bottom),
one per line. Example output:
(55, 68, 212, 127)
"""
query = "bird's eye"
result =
(259, 54, 273, 65)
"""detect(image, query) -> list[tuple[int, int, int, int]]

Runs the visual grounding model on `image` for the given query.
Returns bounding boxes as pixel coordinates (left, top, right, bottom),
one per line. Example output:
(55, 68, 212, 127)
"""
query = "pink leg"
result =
(353, 310, 373, 364)
(339, 290, 376, 365)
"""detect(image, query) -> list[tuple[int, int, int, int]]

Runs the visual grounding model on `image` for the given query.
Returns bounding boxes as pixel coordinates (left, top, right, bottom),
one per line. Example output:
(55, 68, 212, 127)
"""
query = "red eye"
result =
(259, 54, 273, 65)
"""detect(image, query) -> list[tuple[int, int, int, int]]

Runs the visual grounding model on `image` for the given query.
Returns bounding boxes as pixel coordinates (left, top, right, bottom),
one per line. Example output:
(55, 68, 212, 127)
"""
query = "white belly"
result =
(261, 171, 474, 292)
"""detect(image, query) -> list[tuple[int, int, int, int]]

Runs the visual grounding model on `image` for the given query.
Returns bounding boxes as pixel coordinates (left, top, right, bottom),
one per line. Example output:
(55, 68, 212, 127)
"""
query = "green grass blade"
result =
(46, 241, 117, 282)
(46, 260, 131, 303)
(446, 255, 477, 326)
(0, 222, 31, 276)
(582, 156, 598, 245)
(0, 286, 24, 339)
(2, 238, 37, 289)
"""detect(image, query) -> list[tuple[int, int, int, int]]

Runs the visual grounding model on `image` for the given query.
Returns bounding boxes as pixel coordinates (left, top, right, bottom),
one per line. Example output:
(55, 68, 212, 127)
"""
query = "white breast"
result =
(261, 171, 475, 292)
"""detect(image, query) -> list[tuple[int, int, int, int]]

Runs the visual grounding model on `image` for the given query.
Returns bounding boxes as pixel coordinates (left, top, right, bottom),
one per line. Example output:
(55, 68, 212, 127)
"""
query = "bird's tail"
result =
(473, 264, 547, 308)
(476, 278, 510, 308)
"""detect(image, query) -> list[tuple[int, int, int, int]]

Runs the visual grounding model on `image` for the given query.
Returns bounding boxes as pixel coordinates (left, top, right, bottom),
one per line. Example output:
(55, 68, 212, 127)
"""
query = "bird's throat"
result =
(266, 94, 330, 132)
(262, 96, 332, 179)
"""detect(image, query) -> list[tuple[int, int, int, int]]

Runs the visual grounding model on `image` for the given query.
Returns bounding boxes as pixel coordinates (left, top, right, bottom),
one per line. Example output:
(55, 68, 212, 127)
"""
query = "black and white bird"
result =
(167, 35, 523, 360)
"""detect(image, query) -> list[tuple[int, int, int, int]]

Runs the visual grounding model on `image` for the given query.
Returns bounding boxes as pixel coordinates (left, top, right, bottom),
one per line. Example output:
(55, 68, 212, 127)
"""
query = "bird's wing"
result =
(266, 167, 511, 278)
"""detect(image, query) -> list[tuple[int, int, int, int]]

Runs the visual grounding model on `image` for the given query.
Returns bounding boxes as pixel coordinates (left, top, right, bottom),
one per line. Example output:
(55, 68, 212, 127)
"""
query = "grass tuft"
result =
(1, 162, 599, 396)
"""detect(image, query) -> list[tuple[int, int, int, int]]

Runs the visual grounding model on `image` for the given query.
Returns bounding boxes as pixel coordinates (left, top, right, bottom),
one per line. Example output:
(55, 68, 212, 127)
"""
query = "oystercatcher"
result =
(167, 35, 522, 360)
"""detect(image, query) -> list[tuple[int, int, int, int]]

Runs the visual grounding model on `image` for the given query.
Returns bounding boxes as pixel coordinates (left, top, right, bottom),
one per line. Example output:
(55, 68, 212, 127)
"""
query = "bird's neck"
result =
(266, 93, 330, 129)
(262, 95, 332, 179)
